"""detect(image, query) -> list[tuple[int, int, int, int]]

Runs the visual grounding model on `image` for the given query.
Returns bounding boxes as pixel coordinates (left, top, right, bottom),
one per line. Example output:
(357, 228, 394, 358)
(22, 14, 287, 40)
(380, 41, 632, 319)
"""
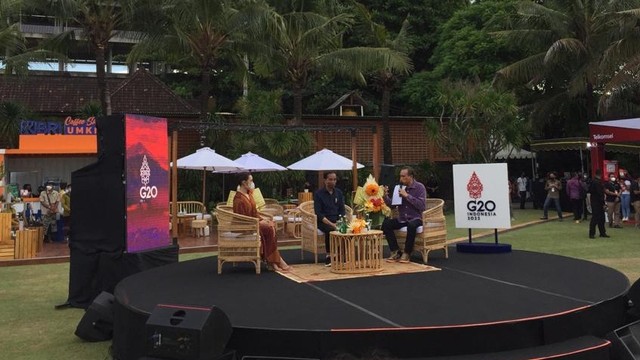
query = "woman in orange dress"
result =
(233, 173, 290, 272)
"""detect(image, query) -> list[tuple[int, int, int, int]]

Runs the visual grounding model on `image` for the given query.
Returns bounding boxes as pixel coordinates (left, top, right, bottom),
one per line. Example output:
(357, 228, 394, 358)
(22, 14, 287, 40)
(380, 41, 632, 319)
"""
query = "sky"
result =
(1, 61, 128, 74)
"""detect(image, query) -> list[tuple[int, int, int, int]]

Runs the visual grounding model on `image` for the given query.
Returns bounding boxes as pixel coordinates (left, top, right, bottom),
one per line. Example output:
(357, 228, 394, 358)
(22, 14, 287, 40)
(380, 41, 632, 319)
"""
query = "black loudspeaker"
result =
(608, 320, 640, 360)
(628, 279, 640, 313)
(97, 115, 125, 166)
(71, 115, 125, 253)
(379, 164, 396, 188)
(145, 304, 232, 360)
(75, 291, 115, 341)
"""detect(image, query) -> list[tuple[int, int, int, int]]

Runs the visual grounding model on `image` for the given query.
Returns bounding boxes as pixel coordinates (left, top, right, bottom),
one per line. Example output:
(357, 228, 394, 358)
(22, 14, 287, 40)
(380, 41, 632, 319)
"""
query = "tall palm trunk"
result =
(291, 83, 303, 126)
(585, 81, 598, 123)
(200, 66, 211, 121)
(95, 46, 112, 116)
(381, 86, 392, 164)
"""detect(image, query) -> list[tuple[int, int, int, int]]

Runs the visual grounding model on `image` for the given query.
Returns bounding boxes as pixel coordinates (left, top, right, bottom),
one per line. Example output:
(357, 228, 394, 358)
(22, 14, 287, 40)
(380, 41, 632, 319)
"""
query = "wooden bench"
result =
(0, 212, 11, 243)
(395, 198, 448, 264)
(15, 229, 39, 259)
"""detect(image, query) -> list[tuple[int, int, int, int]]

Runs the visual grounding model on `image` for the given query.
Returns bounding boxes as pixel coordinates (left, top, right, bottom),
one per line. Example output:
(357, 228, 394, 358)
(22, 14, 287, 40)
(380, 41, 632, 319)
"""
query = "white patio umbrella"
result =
(213, 152, 287, 201)
(287, 148, 364, 171)
(215, 152, 287, 173)
(174, 147, 245, 204)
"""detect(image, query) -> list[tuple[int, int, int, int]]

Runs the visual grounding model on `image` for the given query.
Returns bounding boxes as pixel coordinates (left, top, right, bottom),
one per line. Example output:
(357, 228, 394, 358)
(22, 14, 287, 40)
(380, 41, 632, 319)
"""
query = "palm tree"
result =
(254, 0, 412, 125)
(30, 0, 147, 115)
(352, 3, 413, 164)
(599, 4, 640, 115)
(0, 0, 26, 74)
(1, 0, 54, 75)
(128, 0, 273, 120)
(0, 101, 29, 148)
(494, 0, 640, 132)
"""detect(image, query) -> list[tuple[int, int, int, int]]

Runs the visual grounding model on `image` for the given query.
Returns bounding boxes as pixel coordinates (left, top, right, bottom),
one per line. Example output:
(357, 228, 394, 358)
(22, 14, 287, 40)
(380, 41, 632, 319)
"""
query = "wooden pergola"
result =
(168, 121, 379, 240)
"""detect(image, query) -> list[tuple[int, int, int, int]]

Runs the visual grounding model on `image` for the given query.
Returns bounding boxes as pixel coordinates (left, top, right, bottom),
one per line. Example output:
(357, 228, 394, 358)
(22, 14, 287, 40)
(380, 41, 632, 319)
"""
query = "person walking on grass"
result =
(516, 172, 528, 210)
(541, 172, 563, 221)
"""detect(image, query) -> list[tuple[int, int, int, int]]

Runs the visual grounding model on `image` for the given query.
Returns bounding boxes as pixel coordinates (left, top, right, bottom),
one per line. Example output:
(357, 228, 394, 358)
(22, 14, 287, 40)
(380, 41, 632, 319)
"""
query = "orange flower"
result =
(365, 183, 379, 196)
(349, 218, 367, 234)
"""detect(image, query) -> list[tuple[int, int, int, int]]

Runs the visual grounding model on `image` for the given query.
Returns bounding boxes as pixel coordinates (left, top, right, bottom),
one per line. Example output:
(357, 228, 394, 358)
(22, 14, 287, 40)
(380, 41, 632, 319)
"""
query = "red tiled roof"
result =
(0, 69, 198, 116)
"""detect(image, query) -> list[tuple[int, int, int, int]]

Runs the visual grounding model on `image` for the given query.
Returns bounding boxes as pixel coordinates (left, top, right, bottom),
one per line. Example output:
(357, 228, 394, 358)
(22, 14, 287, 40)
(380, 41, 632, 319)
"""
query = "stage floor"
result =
(113, 249, 630, 359)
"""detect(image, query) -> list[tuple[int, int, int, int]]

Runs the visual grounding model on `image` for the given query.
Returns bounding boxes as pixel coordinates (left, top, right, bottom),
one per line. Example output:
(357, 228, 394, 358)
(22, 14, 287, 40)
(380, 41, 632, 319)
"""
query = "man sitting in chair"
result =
(314, 171, 346, 267)
(382, 166, 427, 263)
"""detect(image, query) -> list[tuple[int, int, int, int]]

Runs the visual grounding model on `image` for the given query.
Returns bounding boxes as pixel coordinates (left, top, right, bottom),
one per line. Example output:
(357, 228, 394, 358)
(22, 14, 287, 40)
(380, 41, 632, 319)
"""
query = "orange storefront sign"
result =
(5, 134, 97, 155)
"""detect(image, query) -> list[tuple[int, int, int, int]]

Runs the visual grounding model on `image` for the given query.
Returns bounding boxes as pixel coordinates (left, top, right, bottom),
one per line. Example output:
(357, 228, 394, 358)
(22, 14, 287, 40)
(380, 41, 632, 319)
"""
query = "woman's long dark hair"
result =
(235, 172, 251, 186)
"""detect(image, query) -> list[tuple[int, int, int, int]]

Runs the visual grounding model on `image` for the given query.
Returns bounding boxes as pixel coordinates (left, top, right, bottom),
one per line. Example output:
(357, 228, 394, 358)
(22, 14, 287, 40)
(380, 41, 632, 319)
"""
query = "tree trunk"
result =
(585, 81, 598, 123)
(381, 87, 393, 164)
(95, 46, 112, 116)
(200, 67, 211, 121)
(291, 83, 303, 126)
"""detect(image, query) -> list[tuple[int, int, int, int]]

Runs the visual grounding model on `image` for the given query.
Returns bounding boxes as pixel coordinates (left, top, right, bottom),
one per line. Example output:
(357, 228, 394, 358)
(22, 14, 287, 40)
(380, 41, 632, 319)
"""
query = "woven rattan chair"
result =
(394, 198, 448, 264)
(259, 203, 285, 234)
(215, 206, 261, 274)
(299, 201, 352, 263)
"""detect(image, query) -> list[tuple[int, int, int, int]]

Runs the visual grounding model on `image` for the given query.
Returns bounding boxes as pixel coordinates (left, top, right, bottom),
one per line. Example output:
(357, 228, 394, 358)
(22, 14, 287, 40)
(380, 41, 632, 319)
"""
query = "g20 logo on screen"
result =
(139, 155, 158, 200)
(466, 171, 496, 221)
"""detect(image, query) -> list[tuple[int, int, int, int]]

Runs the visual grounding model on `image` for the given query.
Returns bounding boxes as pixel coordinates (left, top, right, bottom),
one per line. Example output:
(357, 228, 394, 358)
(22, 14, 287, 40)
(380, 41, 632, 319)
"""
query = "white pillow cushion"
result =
(398, 226, 424, 233)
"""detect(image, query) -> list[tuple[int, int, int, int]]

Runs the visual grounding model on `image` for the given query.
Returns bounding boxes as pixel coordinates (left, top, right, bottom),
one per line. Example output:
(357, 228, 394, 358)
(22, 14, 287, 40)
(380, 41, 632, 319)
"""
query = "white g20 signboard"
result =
(453, 163, 511, 229)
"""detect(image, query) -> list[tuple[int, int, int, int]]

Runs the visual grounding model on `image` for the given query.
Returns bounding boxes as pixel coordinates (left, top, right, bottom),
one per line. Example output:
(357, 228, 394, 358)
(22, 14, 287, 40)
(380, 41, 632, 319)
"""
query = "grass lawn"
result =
(0, 209, 637, 359)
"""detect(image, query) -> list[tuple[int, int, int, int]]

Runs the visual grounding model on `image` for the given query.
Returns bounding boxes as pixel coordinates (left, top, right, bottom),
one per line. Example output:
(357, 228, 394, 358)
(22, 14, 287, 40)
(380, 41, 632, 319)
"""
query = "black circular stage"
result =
(113, 249, 630, 360)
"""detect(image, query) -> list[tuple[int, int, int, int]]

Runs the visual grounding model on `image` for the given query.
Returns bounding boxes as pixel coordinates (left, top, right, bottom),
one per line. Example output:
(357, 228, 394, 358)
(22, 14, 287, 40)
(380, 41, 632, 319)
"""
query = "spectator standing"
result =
(566, 173, 583, 223)
(589, 169, 609, 238)
(39, 181, 60, 242)
(620, 176, 631, 222)
(604, 173, 622, 228)
(533, 176, 546, 210)
(61, 184, 71, 241)
(581, 174, 591, 221)
(541, 172, 563, 220)
(516, 173, 528, 209)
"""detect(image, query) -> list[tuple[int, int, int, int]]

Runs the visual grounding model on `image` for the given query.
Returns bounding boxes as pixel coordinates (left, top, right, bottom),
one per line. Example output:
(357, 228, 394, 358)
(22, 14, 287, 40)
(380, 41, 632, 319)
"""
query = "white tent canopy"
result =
(495, 145, 534, 160)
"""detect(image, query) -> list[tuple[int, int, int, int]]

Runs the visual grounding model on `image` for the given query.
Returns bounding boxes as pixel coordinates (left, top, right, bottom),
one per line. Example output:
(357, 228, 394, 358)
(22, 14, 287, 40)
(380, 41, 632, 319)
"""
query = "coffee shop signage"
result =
(20, 117, 96, 135)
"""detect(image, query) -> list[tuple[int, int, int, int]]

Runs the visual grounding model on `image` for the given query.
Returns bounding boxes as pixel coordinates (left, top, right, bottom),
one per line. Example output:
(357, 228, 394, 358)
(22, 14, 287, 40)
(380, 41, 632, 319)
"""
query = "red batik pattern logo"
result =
(467, 172, 483, 199)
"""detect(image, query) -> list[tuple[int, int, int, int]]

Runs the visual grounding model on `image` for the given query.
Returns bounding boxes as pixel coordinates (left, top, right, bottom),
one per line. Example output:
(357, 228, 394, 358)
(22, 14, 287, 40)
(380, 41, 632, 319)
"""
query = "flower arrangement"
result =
(348, 218, 367, 234)
(353, 174, 391, 228)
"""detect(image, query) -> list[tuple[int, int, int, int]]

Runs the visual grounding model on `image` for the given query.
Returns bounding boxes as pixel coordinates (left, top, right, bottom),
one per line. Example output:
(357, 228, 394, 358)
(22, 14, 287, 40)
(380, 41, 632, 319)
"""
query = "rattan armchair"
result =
(394, 198, 448, 264)
(215, 206, 262, 274)
(259, 203, 285, 234)
(299, 201, 352, 263)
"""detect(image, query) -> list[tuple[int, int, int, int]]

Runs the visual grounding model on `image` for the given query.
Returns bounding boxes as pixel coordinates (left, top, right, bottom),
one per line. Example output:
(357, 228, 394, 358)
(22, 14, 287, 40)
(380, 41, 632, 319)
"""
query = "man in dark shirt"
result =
(589, 169, 609, 239)
(382, 167, 427, 263)
(313, 171, 345, 266)
(604, 172, 622, 228)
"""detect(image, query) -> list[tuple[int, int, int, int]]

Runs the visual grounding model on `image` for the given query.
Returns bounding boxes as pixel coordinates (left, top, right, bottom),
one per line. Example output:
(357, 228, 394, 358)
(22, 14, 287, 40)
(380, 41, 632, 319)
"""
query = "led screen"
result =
(125, 114, 170, 253)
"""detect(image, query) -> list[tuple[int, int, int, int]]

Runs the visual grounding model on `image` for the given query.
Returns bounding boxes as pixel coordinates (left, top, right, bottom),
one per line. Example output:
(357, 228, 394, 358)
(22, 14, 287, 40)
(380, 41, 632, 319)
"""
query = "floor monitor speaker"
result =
(145, 304, 232, 360)
(75, 291, 115, 341)
(608, 319, 640, 360)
